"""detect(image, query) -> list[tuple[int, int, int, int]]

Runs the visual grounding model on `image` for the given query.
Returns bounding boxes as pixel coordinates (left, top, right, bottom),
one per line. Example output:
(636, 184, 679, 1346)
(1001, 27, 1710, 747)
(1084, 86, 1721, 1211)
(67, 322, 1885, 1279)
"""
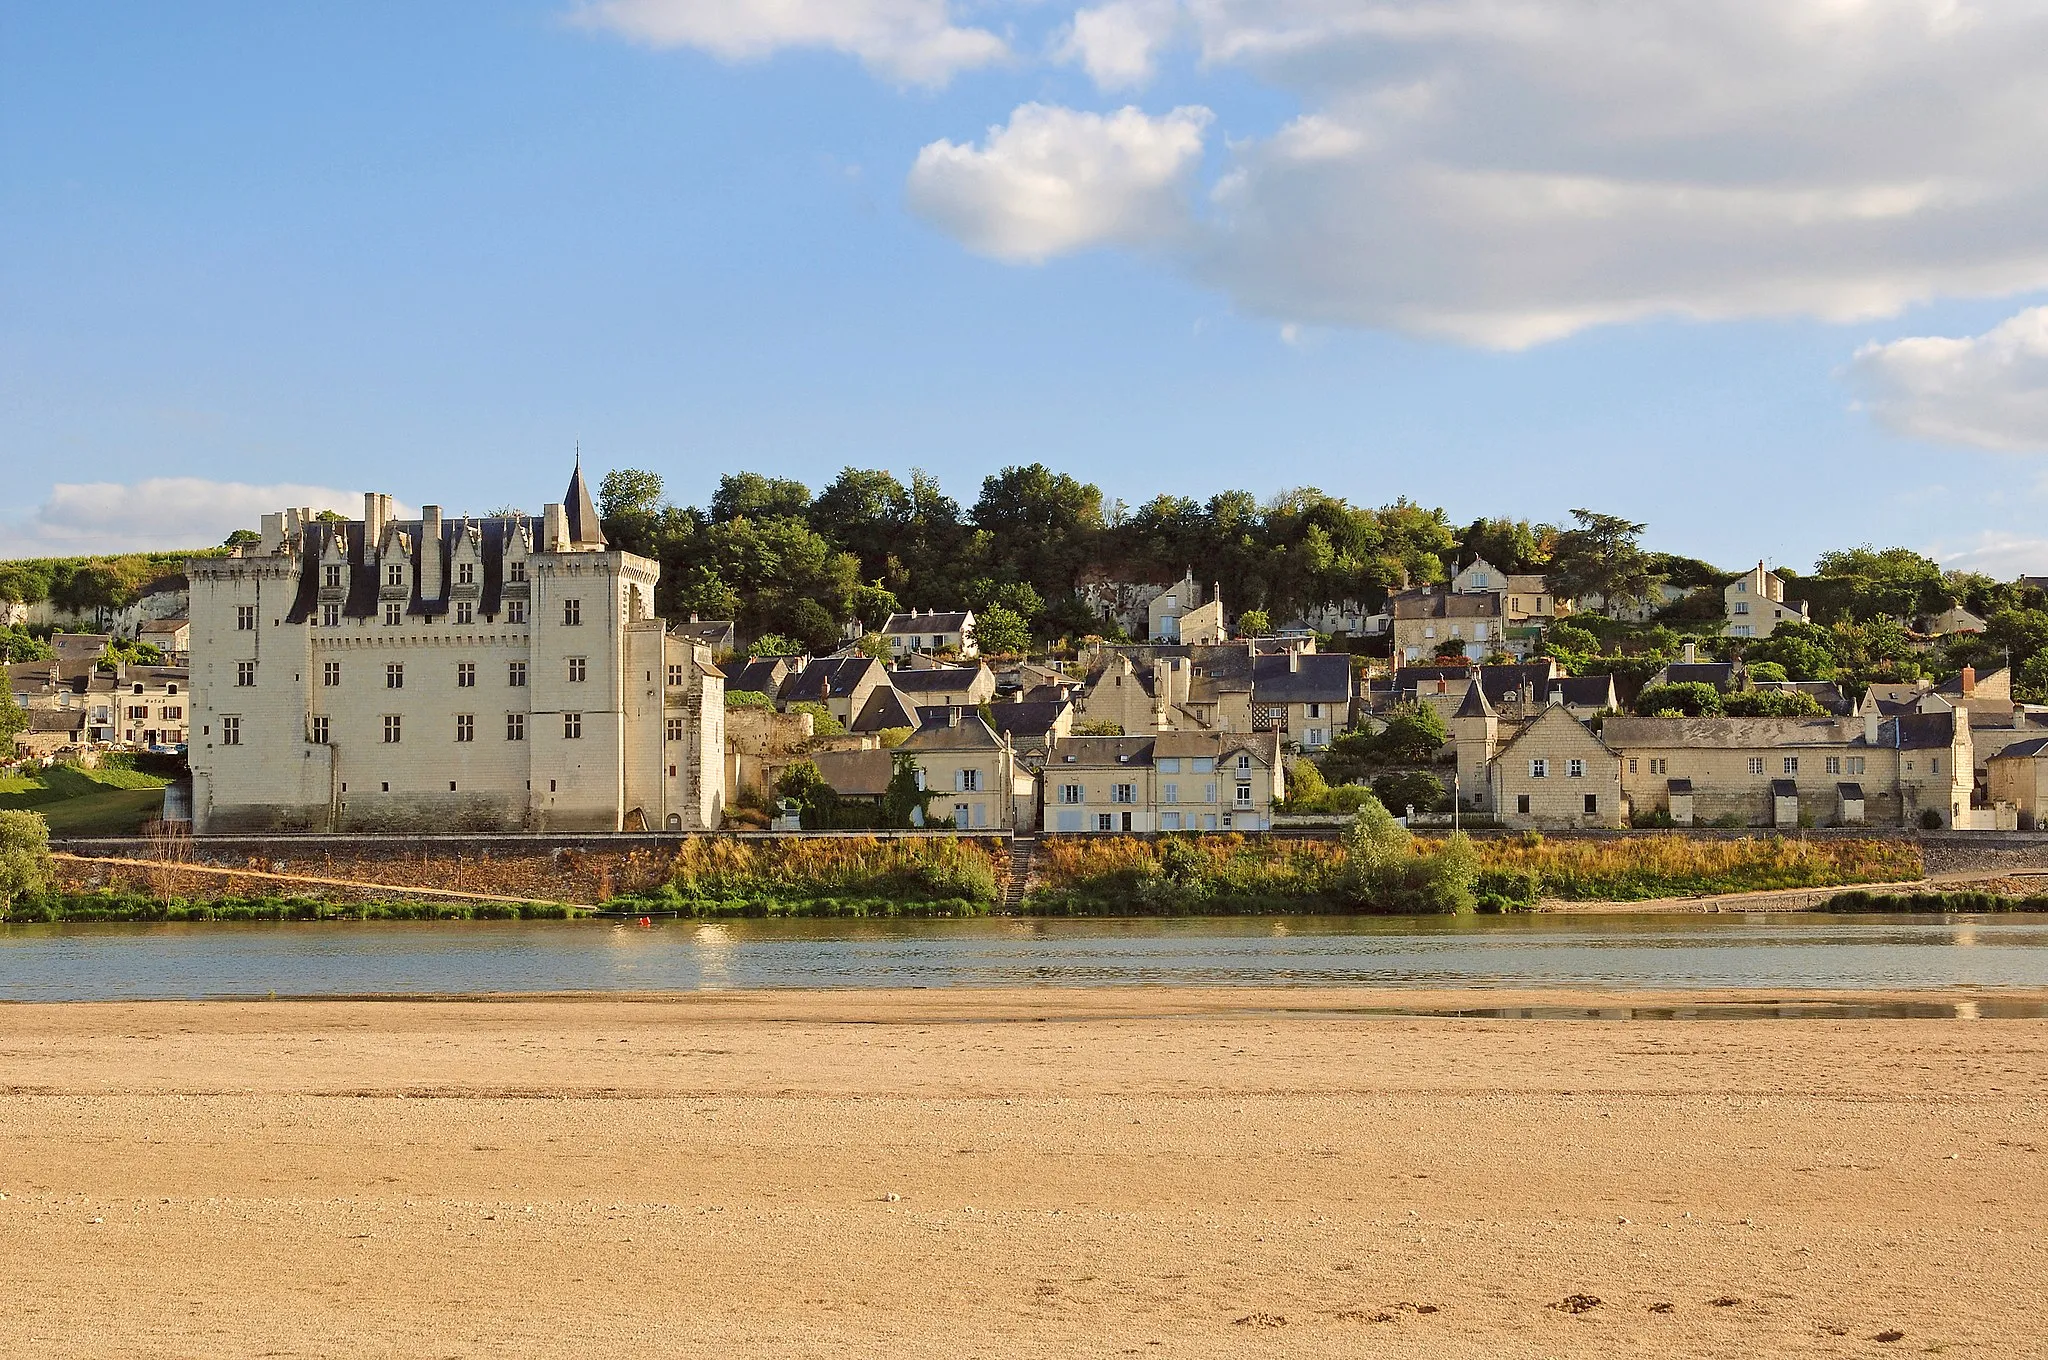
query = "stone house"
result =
(1725, 561, 1809, 638)
(138, 617, 192, 664)
(187, 464, 723, 833)
(780, 655, 891, 728)
(1390, 584, 1505, 663)
(1147, 572, 1226, 644)
(1987, 738, 2048, 829)
(889, 662, 995, 709)
(880, 609, 976, 658)
(1041, 731, 1284, 834)
(114, 665, 190, 749)
(898, 709, 1024, 829)
(1249, 649, 1352, 749)
(1451, 695, 1625, 829)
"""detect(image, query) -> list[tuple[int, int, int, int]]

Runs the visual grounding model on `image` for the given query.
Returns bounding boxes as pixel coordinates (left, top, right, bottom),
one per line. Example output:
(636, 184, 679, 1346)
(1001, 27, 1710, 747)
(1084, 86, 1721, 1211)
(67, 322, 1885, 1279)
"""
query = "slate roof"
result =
(784, 657, 884, 703)
(1453, 680, 1494, 719)
(1988, 736, 2048, 761)
(882, 611, 972, 635)
(564, 459, 606, 548)
(726, 657, 800, 698)
(1389, 589, 1502, 619)
(1838, 782, 1865, 800)
(1602, 716, 1856, 749)
(890, 666, 987, 694)
(27, 709, 86, 734)
(672, 618, 735, 650)
(1047, 735, 1157, 768)
(851, 686, 918, 733)
(1661, 662, 1739, 690)
(810, 748, 896, 799)
(1770, 779, 1798, 798)
(1891, 711, 1960, 750)
(1250, 652, 1352, 704)
(898, 712, 1007, 752)
(985, 700, 1071, 745)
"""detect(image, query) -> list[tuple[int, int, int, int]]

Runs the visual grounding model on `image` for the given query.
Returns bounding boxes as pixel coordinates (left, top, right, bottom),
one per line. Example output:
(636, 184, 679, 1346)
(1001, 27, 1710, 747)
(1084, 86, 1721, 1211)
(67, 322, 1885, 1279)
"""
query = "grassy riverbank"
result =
(1481, 833, 1923, 902)
(608, 835, 1004, 918)
(5, 893, 587, 922)
(0, 765, 168, 836)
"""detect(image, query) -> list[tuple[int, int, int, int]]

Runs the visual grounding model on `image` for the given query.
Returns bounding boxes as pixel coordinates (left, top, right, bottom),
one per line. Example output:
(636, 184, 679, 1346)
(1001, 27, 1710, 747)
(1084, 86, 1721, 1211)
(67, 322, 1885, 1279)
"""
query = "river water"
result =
(2, 913, 2047, 1007)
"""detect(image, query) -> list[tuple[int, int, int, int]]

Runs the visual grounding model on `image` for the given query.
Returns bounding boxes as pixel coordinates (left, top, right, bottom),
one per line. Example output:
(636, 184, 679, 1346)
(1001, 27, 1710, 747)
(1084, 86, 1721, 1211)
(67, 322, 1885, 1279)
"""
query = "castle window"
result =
(324, 564, 342, 589)
(455, 601, 473, 625)
(666, 717, 685, 742)
(458, 562, 475, 586)
(563, 712, 583, 739)
(506, 600, 526, 624)
(387, 564, 404, 587)
(508, 560, 526, 583)
(383, 715, 402, 743)
(309, 716, 328, 745)
(563, 598, 582, 626)
(455, 714, 474, 742)
(323, 661, 340, 686)
(236, 662, 255, 687)
(508, 661, 526, 687)
(236, 606, 255, 631)
(457, 662, 475, 688)
(322, 604, 339, 628)
(384, 603, 402, 626)
(506, 712, 525, 741)
(386, 662, 404, 690)
(220, 716, 240, 746)
(567, 656, 587, 683)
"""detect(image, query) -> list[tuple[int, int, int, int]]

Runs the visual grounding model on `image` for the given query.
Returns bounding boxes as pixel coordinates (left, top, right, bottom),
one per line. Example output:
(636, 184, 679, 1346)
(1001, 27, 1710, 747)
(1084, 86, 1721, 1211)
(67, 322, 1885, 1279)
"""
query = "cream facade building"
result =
(187, 465, 724, 833)
(1042, 732, 1284, 834)
(1725, 561, 1809, 638)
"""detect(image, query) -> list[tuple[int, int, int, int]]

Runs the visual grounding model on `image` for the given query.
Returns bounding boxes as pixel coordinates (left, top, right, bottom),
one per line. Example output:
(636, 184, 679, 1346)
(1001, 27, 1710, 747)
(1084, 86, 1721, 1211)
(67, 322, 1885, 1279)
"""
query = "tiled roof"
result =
(784, 657, 883, 702)
(899, 712, 1007, 751)
(1251, 652, 1352, 704)
(1603, 715, 1855, 749)
(1047, 735, 1156, 768)
(890, 666, 986, 693)
(882, 611, 972, 635)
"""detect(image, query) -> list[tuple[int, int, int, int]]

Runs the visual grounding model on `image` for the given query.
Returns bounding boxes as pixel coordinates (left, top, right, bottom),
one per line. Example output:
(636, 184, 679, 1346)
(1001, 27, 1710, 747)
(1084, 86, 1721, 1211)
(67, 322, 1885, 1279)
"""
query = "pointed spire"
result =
(1454, 675, 1494, 720)
(563, 453, 606, 548)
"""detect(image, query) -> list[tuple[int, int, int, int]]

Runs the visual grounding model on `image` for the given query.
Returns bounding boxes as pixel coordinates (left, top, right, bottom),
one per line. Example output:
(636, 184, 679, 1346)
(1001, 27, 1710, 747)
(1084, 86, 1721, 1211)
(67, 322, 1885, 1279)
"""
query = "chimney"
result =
(1960, 666, 1976, 698)
(543, 502, 567, 552)
(1862, 710, 1880, 746)
(1290, 648, 1301, 673)
(1683, 640, 1697, 665)
(419, 506, 443, 599)
(363, 492, 386, 544)
(1550, 686, 1564, 707)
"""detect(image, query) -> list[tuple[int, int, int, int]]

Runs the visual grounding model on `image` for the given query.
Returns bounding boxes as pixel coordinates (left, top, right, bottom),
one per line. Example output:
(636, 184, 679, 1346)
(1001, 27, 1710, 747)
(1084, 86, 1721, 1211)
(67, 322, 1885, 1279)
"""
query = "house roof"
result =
(898, 712, 1007, 752)
(985, 699, 1072, 744)
(1153, 730, 1278, 765)
(890, 665, 987, 693)
(1838, 782, 1865, 799)
(810, 748, 896, 799)
(1891, 711, 1960, 750)
(672, 619, 735, 648)
(1667, 778, 1693, 794)
(784, 656, 883, 702)
(1047, 735, 1156, 768)
(1603, 715, 1856, 749)
(851, 686, 918, 733)
(1661, 662, 1739, 690)
(1492, 704, 1610, 760)
(1770, 779, 1798, 797)
(1989, 736, 2048, 761)
(1935, 667, 2008, 698)
(1251, 652, 1352, 704)
(27, 709, 86, 733)
(137, 617, 189, 635)
(726, 657, 798, 698)
(1453, 679, 1494, 719)
(1389, 589, 1502, 620)
(882, 611, 972, 635)
(1552, 675, 1619, 709)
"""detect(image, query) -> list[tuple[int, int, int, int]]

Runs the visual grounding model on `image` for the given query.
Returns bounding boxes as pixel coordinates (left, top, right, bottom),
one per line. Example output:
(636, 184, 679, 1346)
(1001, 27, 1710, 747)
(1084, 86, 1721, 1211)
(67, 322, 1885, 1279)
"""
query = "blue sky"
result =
(5, 1, 2048, 576)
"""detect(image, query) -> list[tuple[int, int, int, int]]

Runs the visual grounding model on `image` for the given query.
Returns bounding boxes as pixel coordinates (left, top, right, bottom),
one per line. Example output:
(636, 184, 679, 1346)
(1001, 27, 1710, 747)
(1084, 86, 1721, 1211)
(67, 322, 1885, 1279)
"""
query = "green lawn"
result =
(0, 764, 168, 835)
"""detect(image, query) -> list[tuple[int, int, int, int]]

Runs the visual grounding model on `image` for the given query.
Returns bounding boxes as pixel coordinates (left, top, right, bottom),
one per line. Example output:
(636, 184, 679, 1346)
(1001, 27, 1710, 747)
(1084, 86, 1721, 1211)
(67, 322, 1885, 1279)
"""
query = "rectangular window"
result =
(1529, 758, 1548, 778)
(1059, 784, 1082, 804)
(1826, 756, 1841, 774)
(1163, 783, 1178, 804)
(387, 662, 404, 689)
(1749, 757, 1766, 775)
(323, 661, 341, 687)
(1651, 758, 1667, 775)
(567, 657, 587, 683)
(1205, 783, 1216, 803)
(457, 662, 475, 688)
(310, 715, 328, 745)
(455, 714, 474, 742)
(164, 706, 182, 720)
(1629, 758, 1639, 774)
(667, 717, 685, 742)
(1516, 793, 1530, 815)
(1191, 757, 1214, 773)
(563, 598, 581, 626)
(324, 564, 342, 589)
(1096, 813, 1115, 832)
(508, 560, 526, 583)
(1847, 756, 1865, 775)
(1584, 793, 1598, 815)
(1237, 754, 1251, 770)
(383, 715, 402, 743)
(1111, 783, 1135, 803)
(563, 712, 583, 739)
(1784, 757, 1799, 774)
(322, 604, 339, 628)
(236, 605, 255, 631)
(668, 664, 686, 687)
(235, 661, 255, 687)
(220, 715, 240, 746)
(506, 712, 525, 741)
(1156, 757, 1181, 774)
(506, 600, 526, 624)
(458, 561, 475, 586)
(455, 601, 473, 625)
(1161, 812, 1182, 831)
(1235, 782, 1253, 807)
(959, 769, 981, 792)
(1567, 759, 1584, 778)
(384, 603, 403, 626)
(508, 661, 526, 688)
(1931, 757, 1941, 775)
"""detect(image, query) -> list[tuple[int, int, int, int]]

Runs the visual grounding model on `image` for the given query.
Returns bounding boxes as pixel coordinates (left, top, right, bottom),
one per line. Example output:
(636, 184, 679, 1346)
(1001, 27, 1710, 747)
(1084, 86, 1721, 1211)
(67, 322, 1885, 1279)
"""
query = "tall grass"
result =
(1471, 834, 1921, 901)
(7, 892, 585, 922)
(617, 836, 1005, 917)
(1030, 835, 1348, 915)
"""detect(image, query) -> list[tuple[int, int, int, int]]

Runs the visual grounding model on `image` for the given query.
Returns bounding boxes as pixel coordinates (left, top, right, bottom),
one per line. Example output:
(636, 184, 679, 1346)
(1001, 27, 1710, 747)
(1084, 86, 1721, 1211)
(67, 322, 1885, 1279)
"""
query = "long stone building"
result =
(187, 464, 723, 833)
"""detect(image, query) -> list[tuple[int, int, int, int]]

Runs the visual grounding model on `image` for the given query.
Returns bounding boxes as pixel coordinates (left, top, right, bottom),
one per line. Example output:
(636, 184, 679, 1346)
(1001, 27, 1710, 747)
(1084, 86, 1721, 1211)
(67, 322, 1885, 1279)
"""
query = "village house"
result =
(1449, 690, 1624, 829)
(1147, 572, 1227, 644)
(1390, 583, 1505, 663)
(1923, 604, 1988, 637)
(1041, 731, 1284, 834)
(1987, 738, 2048, 830)
(137, 617, 192, 664)
(889, 662, 995, 709)
(896, 708, 1025, 829)
(779, 655, 891, 728)
(1725, 561, 1809, 638)
(880, 608, 976, 658)
(1250, 649, 1352, 749)
(115, 665, 190, 749)
(186, 464, 724, 833)
(671, 616, 736, 654)
(724, 655, 803, 701)
(1290, 600, 1386, 638)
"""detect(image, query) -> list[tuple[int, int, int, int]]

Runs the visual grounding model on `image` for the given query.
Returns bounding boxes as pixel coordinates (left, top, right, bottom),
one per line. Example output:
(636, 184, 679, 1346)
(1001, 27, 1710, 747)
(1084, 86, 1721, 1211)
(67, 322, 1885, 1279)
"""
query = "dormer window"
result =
(508, 560, 527, 583)
(324, 564, 342, 589)
(458, 561, 475, 586)
(387, 564, 404, 588)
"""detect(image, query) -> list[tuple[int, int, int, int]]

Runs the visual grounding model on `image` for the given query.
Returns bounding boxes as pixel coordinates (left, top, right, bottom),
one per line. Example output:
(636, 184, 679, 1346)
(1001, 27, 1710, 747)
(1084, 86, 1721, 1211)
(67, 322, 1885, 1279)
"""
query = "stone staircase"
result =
(1000, 834, 1037, 913)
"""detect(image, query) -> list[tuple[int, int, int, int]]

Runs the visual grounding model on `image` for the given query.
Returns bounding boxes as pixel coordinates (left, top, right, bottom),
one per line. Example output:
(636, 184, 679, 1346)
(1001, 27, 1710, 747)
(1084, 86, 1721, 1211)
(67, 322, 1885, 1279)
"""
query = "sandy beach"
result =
(1, 988, 2043, 1358)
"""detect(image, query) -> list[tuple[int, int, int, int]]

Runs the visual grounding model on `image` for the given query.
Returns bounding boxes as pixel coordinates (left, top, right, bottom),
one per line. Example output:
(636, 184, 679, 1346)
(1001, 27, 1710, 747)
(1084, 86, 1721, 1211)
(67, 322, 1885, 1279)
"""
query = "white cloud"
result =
(1849, 306, 2048, 451)
(572, 0, 1007, 86)
(1056, 1, 1179, 90)
(1931, 529, 2048, 578)
(907, 103, 1212, 262)
(911, 1, 2048, 345)
(0, 478, 366, 558)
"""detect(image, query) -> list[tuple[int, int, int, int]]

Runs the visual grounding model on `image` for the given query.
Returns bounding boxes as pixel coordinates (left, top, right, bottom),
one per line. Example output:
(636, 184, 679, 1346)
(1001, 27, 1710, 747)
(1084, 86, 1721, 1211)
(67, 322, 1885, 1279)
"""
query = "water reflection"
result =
(0, 913, 2045, 1003)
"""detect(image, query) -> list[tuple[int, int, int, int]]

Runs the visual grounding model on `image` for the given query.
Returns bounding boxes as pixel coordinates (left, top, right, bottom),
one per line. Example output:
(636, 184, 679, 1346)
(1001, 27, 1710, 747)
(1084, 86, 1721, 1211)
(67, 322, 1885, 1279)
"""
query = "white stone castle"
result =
(187, 463, 723, 833)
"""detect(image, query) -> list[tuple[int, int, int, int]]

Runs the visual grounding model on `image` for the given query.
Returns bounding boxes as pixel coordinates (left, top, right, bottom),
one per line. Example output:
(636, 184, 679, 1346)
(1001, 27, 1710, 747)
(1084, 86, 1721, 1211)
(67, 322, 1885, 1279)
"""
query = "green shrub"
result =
(1919, 808, 1944, 830)
(1473, 867, 1540, 913)
(1823, 889, 2048, 913)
